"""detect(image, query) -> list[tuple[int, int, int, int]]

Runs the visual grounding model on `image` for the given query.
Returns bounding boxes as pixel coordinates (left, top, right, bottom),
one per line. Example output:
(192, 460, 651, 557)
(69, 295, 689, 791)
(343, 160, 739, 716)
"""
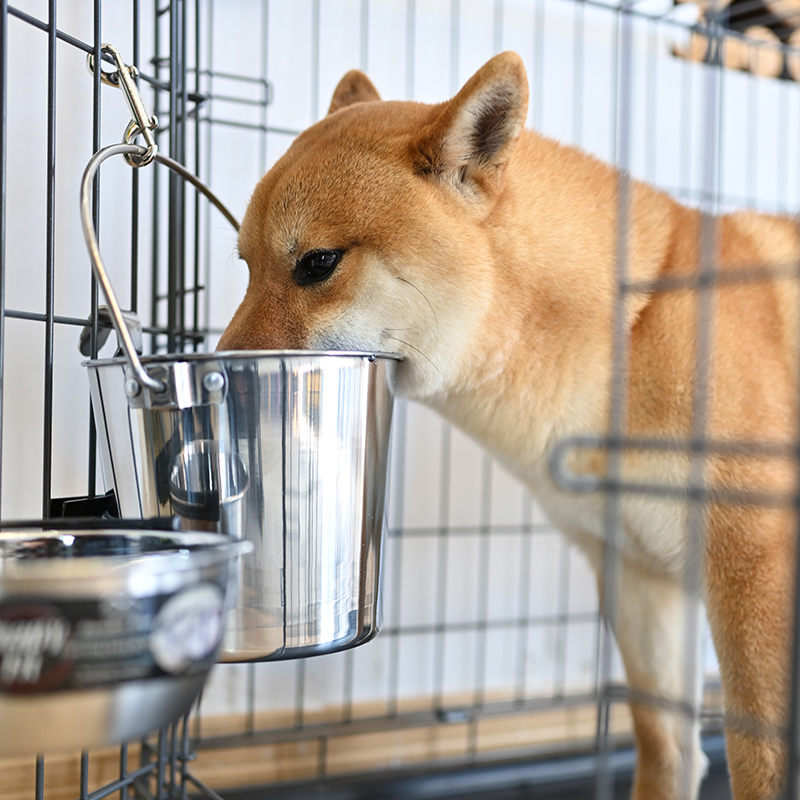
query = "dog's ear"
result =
(413, 51, 528, 191)
(328, 70, 381, 114)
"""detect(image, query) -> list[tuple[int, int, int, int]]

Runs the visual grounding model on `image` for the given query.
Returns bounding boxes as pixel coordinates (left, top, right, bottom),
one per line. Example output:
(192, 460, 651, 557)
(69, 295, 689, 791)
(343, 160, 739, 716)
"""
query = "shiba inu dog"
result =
(218, 52, 800, 800)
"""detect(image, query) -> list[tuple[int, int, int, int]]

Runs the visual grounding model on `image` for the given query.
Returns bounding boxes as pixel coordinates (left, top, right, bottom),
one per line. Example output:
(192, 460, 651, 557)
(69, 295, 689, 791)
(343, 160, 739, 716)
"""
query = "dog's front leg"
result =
(598, 557, 708, 800)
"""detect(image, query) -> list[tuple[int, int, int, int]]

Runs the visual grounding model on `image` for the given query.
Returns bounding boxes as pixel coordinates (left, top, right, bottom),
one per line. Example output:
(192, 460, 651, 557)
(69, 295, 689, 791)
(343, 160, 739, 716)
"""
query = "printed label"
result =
(0, 583, 225, 694)
(0, 604, 71, 692)
(150, 584, 224, 674)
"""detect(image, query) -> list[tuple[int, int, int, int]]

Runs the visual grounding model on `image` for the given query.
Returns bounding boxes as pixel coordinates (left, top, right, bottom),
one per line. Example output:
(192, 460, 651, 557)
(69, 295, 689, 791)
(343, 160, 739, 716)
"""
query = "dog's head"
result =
(218, 52, 529, 399)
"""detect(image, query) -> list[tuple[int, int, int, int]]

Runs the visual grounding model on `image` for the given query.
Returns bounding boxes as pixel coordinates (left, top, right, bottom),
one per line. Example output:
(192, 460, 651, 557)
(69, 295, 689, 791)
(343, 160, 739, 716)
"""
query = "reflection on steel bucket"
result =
(85, 351, 399, 662)
(169, 440, 248, 535)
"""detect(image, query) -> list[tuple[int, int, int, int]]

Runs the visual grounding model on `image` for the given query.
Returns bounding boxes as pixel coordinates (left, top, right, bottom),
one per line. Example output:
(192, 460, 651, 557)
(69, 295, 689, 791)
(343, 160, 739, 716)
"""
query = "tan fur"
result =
(219, 52, 800, 799)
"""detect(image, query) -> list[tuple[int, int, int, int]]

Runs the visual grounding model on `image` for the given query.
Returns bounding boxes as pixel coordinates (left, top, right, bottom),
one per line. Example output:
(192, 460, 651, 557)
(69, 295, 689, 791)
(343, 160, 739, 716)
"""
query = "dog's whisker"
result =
(396, 277, 439, 346)
(382, 334, 444, 381)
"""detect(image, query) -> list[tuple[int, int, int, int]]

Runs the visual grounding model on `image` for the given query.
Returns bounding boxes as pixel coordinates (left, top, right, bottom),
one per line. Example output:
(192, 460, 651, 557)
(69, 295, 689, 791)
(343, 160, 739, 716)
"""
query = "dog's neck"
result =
(422, 130, 684, 481)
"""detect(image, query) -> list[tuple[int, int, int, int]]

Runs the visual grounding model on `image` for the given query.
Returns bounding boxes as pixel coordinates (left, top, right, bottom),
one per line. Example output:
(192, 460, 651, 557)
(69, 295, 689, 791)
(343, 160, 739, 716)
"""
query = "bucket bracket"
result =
(124, 361, 228, 410)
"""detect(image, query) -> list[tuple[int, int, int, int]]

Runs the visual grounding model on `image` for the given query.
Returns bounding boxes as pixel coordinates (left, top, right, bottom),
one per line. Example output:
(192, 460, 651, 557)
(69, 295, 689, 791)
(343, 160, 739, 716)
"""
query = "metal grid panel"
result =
(0, 1, 267, 797)
(2, 1, 800, 798)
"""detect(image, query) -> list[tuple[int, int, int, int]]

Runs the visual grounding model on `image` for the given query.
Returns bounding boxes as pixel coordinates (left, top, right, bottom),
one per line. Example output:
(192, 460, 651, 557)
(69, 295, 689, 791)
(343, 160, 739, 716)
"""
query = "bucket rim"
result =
(82, 349, 404, 368)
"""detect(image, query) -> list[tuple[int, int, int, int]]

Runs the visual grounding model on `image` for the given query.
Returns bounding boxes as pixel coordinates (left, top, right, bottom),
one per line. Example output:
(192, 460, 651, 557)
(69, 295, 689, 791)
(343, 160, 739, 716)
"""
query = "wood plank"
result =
(0, 747, 143, 800)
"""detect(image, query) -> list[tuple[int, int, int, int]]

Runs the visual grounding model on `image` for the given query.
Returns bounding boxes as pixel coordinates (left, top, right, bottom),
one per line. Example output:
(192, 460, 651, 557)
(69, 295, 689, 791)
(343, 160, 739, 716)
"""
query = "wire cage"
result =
(1, 1, 800, 799)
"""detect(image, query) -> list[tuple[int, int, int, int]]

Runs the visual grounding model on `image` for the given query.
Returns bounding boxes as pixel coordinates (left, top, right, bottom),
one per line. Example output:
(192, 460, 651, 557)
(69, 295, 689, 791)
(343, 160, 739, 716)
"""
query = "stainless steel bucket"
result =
(85, 351, 398, 661)
(80, 143, 400, 661)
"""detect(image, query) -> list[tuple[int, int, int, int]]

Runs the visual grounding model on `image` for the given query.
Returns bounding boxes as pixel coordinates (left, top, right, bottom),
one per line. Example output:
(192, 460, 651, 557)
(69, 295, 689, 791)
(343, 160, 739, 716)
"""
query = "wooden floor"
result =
(223, 737, 731, 800)
(0, 703, 726, 800)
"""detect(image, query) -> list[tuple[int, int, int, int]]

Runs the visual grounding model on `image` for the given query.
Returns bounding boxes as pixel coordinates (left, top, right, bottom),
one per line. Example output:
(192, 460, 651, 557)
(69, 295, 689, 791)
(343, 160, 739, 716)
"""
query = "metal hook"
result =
(86, 51, 128, 87)
(87, 44, 158, 166)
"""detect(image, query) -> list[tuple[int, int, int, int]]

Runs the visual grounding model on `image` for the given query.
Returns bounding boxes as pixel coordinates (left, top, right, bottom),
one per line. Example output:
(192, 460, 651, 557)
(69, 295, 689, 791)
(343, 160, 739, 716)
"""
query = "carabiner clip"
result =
(87, 44, 158, 167)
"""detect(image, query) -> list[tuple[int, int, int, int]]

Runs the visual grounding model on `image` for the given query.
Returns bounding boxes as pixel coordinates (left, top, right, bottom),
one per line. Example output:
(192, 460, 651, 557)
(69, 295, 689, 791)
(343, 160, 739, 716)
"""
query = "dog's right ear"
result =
(413, 51, 528, 194)
(328, 70, 381, 114)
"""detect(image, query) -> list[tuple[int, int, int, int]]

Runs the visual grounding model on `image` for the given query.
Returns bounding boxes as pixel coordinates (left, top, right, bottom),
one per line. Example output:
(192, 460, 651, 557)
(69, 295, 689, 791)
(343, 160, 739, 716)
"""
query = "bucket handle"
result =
(79, 142, 240, 395)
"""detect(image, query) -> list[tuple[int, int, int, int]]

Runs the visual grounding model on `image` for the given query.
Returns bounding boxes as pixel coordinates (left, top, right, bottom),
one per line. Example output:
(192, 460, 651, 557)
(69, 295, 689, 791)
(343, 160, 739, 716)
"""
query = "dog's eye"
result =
(294, 249, 343, 286)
